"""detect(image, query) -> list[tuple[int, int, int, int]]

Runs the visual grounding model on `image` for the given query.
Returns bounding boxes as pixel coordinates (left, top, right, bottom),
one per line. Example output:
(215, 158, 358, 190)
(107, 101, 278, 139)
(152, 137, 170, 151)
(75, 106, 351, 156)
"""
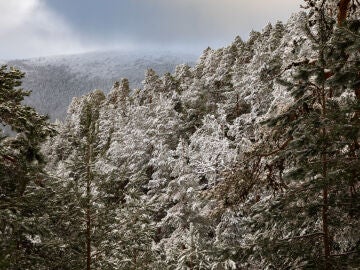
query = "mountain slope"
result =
(5, 50, 197, 120)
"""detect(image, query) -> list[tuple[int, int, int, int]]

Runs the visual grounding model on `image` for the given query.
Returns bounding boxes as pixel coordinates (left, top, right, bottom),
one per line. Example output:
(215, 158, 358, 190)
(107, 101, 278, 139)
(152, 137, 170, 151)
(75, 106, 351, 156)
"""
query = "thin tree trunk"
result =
(321, 174, 331, 269)
(86, 189, 91, 270)
(86, 143, 93, 270)
(321, 65, 331, 268)
(321, 136, 331, 269)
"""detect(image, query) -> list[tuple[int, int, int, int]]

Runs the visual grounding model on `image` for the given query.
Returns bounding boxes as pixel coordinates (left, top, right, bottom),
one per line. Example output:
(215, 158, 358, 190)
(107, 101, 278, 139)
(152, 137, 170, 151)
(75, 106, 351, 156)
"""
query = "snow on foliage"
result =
(41, 5, 360, 269)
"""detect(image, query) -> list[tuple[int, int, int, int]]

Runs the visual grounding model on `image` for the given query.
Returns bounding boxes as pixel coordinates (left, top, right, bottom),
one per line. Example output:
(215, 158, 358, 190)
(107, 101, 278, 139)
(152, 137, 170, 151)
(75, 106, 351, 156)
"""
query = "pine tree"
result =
(45, 90, 110, 269)
(161, 72, 180, 97)
(247, 1, 360, 268)
(174, 64, 193, 93)
(269, 21, 285, 51)
(46, 87, 168, 269)
(140, 69, 162, 104)
(0, 65, 57, 269)
(208, 2, 359, 268)
(73, 91, 105, 269)
(108, 78, 131, 116)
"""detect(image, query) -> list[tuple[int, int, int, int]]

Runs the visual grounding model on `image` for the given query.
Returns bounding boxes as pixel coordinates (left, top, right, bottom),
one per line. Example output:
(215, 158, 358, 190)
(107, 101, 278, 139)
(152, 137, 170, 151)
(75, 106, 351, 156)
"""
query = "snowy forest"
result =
(1, 0, 359, 269)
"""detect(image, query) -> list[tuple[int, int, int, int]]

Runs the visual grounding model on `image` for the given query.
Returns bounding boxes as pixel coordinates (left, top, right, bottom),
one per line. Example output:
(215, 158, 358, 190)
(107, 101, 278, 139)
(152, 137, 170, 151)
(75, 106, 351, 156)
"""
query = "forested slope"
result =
(1, 1, 359, 269)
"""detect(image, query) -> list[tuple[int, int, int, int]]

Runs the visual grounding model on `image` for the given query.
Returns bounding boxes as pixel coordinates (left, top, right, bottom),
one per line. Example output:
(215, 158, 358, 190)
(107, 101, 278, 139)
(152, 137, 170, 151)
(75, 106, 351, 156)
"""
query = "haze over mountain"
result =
(4, 50, 197, 120)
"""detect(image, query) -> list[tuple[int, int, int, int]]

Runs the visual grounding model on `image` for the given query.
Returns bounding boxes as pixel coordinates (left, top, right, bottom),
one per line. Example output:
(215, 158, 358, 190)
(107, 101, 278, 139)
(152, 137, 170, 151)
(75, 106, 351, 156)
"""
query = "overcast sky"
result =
(0, 0, 303, 60)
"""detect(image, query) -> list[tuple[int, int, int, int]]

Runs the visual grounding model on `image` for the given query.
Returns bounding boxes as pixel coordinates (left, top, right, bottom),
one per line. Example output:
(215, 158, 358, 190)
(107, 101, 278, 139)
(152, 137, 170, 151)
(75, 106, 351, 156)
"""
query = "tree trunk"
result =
(86, 193, 91, 270)
(321, 134, 331, 269)
(321, 70, 331, 268)
(86, 143, 93, 270)
(338, 0, 351, 25)
(322, 177, 331, 269)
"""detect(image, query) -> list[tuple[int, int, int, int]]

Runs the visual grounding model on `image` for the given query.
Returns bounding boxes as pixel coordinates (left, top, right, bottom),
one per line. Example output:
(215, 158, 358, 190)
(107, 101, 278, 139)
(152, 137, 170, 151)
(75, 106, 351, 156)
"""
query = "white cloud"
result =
(0, 0, 88, 59)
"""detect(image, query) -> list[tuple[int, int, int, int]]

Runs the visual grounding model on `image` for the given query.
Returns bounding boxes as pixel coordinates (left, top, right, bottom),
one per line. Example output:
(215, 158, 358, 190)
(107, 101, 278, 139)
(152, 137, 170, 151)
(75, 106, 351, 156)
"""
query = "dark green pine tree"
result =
(0, 65, 57, 269)
(253, 1, 360, 268)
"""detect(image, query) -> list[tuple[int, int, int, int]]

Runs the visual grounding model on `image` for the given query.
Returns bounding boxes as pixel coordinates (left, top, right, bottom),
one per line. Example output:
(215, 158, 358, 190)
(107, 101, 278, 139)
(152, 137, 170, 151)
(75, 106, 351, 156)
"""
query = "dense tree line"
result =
(6, 52, 196, 120)
(1, 1, 359, 269)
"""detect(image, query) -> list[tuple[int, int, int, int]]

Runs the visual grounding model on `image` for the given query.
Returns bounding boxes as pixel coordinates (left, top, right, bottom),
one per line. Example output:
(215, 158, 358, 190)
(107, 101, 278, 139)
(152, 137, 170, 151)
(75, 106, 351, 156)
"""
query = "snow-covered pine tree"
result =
(140, 69, 162, 105)
(108, 78, 130, 116)
(69, 90, 105, 269)
(245, 1, 360, 268)
(44, 90, 114, 269)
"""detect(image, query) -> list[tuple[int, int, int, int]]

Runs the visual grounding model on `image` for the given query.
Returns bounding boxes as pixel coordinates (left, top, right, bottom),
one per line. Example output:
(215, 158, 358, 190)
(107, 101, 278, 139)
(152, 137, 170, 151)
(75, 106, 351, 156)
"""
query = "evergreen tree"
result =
(108, 78, 130, 116)
(45, 90, 111, 269)
(244, 1, 360, 268)
(174, 64, 193, 94)
(141, 69, 162, 104)
(0, 66, 56, 269)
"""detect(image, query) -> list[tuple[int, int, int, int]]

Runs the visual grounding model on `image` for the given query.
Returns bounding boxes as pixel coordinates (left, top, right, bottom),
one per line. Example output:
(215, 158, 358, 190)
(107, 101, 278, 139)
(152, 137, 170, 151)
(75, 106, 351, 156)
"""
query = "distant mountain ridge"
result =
(5, 50, 197, 120)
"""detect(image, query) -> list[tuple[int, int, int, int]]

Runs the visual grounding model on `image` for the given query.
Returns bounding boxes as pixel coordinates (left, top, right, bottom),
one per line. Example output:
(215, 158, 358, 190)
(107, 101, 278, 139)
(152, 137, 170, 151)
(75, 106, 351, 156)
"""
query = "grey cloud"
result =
(46, 0, 303, 44)
(1, 0, 303, 59)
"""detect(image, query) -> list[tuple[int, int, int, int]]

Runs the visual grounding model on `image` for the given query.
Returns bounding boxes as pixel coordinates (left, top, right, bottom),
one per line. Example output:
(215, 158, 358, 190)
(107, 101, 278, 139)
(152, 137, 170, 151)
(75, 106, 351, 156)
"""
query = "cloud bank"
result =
(0, 0, 87, 59)
(0, 0, 303, 59)
(45, 0, 302, 52)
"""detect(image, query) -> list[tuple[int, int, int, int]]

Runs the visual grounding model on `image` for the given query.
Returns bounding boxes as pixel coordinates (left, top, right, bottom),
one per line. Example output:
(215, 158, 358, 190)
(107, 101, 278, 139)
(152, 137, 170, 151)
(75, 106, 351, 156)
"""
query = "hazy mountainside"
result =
(5, 50, 196, 120)
(2, 1, 359, 269)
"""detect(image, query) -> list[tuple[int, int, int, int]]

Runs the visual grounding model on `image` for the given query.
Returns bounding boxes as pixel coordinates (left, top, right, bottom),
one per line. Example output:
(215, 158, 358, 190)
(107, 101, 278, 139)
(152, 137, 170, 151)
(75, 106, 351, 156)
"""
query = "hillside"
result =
(5, 50, 196, 119)
(43, 7, 360, 269)
(1, 1, 359, 269)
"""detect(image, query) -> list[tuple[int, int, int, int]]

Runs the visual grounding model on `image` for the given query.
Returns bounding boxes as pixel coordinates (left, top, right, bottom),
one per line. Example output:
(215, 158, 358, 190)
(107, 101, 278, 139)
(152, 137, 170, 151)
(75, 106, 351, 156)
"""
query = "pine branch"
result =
(256, 137, 293, 158)
(1, 154, 16, 163)
(280, 232, 324, 242)
(330, 251, 358, 257)
(340, 26, 360, 39)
